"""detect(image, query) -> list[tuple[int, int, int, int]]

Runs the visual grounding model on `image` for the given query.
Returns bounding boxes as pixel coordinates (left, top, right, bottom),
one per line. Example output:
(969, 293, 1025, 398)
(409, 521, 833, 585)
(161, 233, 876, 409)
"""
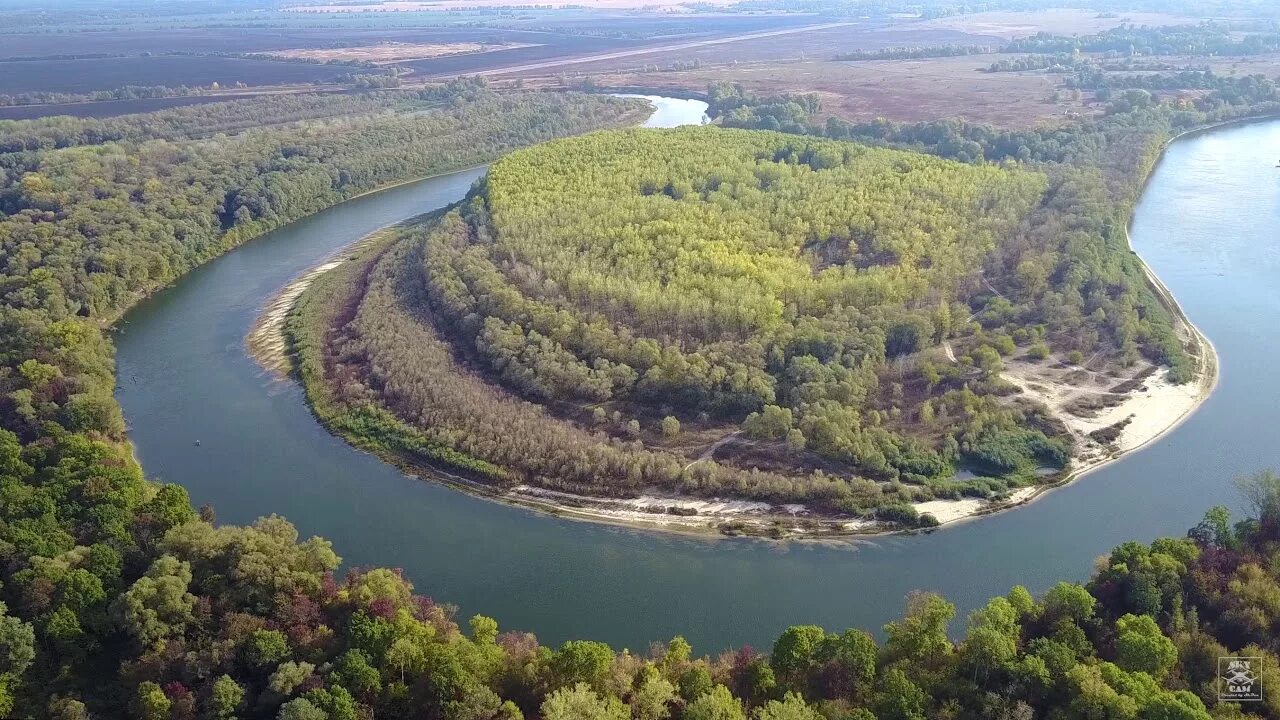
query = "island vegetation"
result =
(286, 116, 1208, 529)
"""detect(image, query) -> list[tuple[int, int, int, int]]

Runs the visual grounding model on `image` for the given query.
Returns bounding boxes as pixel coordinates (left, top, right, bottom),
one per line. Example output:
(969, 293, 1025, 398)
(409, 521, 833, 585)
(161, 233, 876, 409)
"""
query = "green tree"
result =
(962, 597, 1020, 683)
(684, 685, 746, 720)
(872, 668, 926, 720)
(770, 625, 825, 689)
(209, 675, 245, 719)
(0, 604, 35, 679)
(883, 593, 955, 667)
(542, 683, 629, 720)
(553, 640, 616, 690)
(754, 692, 820, 720)
(1113, 613, 1177, 677)
(631, 672, 675, 720)
(816, 629, 876, 699)
(133, 681, 171, 720)
(661, 416, 681, 439)
(1042, 582, 1096, 626)
(278, 697, 328, 720)
(243, 629, 291, 668)
(116, 555, 196, 648)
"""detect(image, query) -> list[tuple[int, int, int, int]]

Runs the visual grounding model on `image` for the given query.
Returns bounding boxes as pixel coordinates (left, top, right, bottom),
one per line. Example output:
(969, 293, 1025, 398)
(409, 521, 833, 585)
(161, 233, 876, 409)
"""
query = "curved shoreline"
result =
(250, 125, 1225, 542)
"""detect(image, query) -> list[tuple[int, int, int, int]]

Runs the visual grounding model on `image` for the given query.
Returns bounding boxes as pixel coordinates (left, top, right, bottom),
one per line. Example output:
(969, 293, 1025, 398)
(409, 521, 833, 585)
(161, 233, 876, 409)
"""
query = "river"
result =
(115, 101, 1280, 653)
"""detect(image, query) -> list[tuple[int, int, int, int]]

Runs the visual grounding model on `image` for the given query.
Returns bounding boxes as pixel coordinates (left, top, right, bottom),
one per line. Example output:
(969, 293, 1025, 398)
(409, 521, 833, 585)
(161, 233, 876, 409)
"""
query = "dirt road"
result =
(471, 21, 859, 77)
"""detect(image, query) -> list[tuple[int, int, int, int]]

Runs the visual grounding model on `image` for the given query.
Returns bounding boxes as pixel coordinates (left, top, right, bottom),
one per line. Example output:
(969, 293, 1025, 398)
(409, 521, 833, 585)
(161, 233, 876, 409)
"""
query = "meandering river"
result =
(116, 100, 1280, 652)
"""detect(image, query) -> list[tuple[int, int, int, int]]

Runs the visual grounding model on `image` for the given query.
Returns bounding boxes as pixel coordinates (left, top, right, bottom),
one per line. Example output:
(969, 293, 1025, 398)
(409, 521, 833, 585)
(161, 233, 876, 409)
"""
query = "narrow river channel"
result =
(115, 100, 1280, 652)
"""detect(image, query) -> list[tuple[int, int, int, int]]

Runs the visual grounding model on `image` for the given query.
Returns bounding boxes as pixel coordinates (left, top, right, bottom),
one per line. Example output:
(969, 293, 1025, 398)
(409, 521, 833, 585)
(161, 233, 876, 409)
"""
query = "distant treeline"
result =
(0, 64, 401, 108)
(1004, 23, 1280, 57)
(837, 23, 1280, 67)
(833, 44, 997, 62)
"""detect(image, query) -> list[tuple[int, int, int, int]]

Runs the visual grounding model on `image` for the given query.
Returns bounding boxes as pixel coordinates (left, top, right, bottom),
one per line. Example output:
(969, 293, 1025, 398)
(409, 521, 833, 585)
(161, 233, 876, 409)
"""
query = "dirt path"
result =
(684, 430, 743, 470)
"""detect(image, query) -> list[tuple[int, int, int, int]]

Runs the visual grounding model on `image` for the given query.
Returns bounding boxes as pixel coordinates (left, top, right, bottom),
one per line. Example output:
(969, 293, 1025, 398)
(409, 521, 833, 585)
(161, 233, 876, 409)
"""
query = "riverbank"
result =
(247, 219, 436, 377)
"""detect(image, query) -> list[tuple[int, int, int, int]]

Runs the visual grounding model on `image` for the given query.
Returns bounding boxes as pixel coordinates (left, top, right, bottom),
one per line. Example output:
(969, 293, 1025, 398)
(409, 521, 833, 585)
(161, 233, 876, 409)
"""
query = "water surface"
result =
(116, 109, 1280, 652)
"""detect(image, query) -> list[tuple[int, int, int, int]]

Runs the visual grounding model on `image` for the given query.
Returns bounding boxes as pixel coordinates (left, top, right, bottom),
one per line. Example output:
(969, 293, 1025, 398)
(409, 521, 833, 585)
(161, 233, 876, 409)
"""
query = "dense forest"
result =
(7, 424, 1280, 720)
(0, 84, 652, 717)
(1003, 24, 1280, 57)
(289, 117, 1206, 516)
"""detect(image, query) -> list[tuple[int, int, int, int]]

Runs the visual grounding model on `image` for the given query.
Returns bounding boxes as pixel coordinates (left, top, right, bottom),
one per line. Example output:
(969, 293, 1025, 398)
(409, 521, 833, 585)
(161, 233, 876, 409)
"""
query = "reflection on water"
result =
(116, 114, 1280, 652)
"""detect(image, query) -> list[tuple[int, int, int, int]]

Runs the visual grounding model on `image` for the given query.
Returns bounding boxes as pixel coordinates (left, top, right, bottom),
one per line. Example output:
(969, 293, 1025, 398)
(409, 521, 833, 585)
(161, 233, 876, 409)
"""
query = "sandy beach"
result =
(247, 228, 396, 376)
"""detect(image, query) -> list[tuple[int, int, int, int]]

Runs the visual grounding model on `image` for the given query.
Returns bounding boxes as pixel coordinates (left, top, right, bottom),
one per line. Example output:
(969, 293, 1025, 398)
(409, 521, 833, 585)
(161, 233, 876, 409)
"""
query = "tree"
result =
(278, 697, 328, 720)
(1235, 470, 1280, 533)
(133, 682, 171, 720)
(541, 683, 629, 720)
(386, 636, 425, 683)
(661, 416, 681, 439)
(331, 650, 381, 696)
(553, 641, 615, 690)
(754, 692, 820, 720)
(872, 668, 926, 720)
(116, 555, 196, 648)
(743, 406, 793, 440)
(962, 597, 1020, 682)
(684, 685, 746, 720)
(208, 676, 245, 719)
(1042, 583, 1095, 626)
(883, 593, 955, 667)
(0, 604, 35, 679)
(816, 629, 876, 699)
(1188, 505, 1237, 549)
(770, 626, 825, 689)
(678, 665, 714, 703)
(784, 429, 805, 454)
(1113, 614, 1177, 678)
(269, 661, 315, 696)
(631, 672, 675, 720)
(243, 629, 291, 668)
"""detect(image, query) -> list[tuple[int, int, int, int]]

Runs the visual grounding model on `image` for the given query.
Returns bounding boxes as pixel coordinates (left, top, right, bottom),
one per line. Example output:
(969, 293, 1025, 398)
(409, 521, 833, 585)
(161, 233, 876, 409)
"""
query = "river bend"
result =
(116, 103, 1280, 651)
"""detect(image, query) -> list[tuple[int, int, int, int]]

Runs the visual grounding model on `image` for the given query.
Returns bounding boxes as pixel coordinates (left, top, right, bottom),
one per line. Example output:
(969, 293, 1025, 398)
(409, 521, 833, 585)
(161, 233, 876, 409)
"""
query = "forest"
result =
(290, 117, 1206, 518)
(6, 426, 1280, 720)
(0, 84, 654, 717)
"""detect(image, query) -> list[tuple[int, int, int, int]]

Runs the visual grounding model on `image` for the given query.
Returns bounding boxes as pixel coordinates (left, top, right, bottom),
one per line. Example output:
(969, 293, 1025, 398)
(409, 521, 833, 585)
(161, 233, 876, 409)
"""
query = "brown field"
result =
(1201, 52, 1280, 78)
(902, 9, 1204, 41)
(268, 41, 538, 64)
(528, 53, 1094, 127)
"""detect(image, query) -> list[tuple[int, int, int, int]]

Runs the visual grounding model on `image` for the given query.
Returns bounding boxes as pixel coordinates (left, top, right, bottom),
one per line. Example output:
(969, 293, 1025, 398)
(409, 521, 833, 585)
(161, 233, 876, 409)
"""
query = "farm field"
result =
(0, 55, 356, 95)
(265, 41, 539, 64)
(565, 54, 1089, 127)
(0, 15, 814, 59)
